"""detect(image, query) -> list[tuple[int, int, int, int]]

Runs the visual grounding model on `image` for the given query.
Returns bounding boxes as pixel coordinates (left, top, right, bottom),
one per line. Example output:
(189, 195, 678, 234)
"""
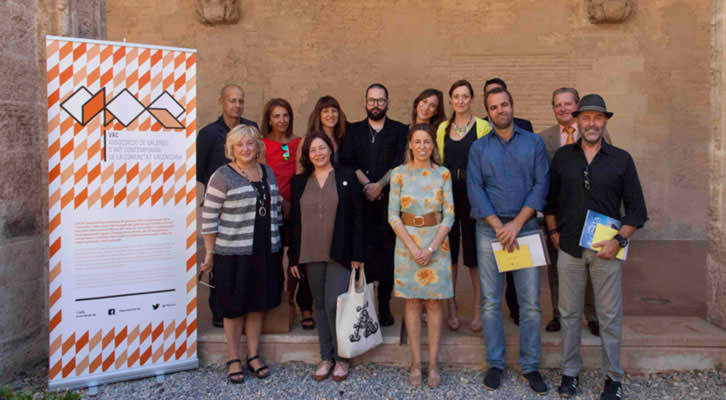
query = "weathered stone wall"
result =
(708, 0, 726, 329)
(0, 0, 47, 382)
(107, 0, 711, 241)
(0, 0, 106, 382)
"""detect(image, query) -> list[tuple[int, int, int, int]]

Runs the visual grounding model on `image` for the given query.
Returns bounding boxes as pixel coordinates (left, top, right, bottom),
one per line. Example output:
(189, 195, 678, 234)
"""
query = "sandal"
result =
(225, 359, 244, 384)
(301, 317, 316, 330)
(408, 363, 422, 387)
(427, 364, 441, 388)
(447, 300, 461, 331)
(471, 302, 483, 333)
(246, 355, 270, 379)
(314, 360, 334, 381)
(332, 360, 349, 382)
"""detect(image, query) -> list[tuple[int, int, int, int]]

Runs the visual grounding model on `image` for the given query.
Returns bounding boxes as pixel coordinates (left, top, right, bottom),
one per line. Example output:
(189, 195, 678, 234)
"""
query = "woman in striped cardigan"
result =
(201, 124, 283, 383)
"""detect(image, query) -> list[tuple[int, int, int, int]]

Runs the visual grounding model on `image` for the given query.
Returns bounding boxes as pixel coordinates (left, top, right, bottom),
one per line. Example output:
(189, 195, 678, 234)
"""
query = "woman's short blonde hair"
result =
(225, 124, 265, 161)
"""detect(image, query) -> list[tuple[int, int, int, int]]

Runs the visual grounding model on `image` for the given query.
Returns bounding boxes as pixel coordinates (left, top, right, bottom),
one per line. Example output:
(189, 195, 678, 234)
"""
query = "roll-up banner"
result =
(46, 36, 198, 390)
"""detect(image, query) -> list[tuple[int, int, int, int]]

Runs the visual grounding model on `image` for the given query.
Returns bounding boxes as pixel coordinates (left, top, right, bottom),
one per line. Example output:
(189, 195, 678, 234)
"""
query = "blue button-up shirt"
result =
(466, 126, 549, 219)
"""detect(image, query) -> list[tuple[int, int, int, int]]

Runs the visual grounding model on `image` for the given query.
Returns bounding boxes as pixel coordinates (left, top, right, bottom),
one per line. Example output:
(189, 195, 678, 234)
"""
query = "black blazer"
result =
(338, 118, 408, 183)
(288, 166, 364, 269)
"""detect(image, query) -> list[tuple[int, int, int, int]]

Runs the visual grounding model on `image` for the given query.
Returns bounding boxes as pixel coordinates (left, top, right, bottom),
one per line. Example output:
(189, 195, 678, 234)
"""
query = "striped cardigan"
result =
(201, 163, 282, 255)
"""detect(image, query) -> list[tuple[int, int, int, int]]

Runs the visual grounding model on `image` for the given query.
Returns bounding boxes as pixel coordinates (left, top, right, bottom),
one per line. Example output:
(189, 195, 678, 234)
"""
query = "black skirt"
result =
(213, 177, 283, 318)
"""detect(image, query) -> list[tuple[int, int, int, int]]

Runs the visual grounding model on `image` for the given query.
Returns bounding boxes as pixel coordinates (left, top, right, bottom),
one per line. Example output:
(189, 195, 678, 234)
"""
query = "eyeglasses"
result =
(281, 143, 290, 161)
(366, 97, 387, 106)
(583, 165, 591, 191)
(198, 270, 215, 289)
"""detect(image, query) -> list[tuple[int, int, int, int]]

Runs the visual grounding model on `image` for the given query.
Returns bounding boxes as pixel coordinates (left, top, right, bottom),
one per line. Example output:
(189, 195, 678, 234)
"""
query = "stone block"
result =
(587, 0, 633, 24)
(0, 236, 46, 381)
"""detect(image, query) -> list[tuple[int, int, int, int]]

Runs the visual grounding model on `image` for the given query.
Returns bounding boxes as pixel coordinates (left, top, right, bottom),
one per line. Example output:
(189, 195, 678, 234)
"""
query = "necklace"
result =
(368, 123, 381, 144)
(453, 116, 473, 138)
(233, 163, 268, 216)
(234, 162, 260, 181)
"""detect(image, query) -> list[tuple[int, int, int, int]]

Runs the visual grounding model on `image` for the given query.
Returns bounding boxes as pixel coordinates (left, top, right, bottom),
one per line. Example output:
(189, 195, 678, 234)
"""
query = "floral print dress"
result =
(388, 165, 455, 299)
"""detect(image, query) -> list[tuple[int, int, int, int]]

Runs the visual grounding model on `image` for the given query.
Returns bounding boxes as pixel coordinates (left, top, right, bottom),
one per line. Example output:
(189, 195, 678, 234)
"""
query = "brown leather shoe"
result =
(332, 360, 349, 382)
(313, 360, 334, 381)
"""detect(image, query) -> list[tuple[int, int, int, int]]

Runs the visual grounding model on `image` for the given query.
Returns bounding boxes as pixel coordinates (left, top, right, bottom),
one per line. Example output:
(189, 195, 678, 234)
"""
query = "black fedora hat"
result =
(572, 94, 613, 118)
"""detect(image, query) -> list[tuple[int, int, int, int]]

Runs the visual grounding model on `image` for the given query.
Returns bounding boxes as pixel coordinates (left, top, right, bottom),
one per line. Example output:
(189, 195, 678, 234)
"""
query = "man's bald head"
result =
(220, 84, 244, 99)
(218, 84, 245, 123)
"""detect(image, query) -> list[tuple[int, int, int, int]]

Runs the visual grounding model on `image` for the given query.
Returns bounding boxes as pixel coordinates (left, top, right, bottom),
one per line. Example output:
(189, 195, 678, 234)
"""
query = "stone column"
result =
(0, 0, 105, 382)
(709, 0, 726, 330)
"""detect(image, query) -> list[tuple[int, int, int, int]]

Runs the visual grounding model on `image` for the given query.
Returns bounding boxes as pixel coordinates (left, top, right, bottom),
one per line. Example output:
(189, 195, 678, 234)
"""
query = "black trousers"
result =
(363, 195, 395, 306)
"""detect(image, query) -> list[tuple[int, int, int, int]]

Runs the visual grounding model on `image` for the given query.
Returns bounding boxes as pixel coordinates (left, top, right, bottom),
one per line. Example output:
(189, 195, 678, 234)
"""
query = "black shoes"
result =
(557, 375, 578, 398)
(378, 302, 394, 327)
(588, 321, 600, 336)
(600, 378, 623, 399)
(523, 371, 548, 395)
(483, 367, 503, 390)
(213, 318, 223, 328)
(546, 318, 561, 332)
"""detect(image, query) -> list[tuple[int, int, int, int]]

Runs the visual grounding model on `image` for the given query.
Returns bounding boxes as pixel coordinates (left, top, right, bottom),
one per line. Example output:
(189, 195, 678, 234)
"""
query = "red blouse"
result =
(263, 136, 301, 202)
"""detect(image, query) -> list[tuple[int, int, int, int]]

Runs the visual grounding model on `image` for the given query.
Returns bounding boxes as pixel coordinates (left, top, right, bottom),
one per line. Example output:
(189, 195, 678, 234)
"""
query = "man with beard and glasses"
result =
(339, 83, 408, 326)
(545, 94, 647, 400)
(467, 86, 549, 394)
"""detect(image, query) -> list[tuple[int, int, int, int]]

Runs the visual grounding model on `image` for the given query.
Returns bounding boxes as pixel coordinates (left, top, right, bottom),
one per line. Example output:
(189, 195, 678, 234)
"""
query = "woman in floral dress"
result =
(388, 123, 454, 388)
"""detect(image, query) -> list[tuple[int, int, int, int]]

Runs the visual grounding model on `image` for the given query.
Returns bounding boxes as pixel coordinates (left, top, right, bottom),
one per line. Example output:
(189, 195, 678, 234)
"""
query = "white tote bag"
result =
(336, 269, 383, 358)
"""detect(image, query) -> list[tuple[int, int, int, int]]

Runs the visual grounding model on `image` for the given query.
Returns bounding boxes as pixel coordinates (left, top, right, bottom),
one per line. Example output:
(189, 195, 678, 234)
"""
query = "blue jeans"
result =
(476, 218, 542, 373)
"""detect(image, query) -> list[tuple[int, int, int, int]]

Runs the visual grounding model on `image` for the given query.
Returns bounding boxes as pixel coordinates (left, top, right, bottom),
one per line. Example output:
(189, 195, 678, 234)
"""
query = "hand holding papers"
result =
(579, 210, 629, 260)
(591, 224, 627, 260)
(491, 230, 550, 272)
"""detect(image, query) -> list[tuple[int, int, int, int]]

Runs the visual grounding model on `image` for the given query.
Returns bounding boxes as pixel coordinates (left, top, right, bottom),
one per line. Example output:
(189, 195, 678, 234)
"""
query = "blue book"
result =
(579, 210, 628, 260)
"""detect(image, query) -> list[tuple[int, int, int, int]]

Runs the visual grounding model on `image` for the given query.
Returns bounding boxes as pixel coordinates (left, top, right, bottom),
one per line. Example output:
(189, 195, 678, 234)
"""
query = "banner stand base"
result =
(49, 359, 198, 392)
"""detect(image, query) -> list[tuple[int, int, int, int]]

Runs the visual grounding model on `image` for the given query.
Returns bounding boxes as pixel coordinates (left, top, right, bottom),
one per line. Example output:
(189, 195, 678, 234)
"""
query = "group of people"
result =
(196, 78, 647, 399)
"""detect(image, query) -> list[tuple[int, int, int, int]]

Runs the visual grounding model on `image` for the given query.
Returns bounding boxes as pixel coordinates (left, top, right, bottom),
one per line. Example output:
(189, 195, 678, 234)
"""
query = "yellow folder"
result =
(494, 244, 533, 272)
(590, 224, 626, 260)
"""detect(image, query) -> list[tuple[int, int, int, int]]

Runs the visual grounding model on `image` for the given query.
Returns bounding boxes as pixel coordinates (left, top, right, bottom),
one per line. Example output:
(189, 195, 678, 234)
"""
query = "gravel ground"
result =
(6, 362, 726, 399)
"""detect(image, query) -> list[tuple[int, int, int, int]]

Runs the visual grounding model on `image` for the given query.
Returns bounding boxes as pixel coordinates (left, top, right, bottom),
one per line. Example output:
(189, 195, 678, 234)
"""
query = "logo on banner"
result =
(60, 87, 187, 129)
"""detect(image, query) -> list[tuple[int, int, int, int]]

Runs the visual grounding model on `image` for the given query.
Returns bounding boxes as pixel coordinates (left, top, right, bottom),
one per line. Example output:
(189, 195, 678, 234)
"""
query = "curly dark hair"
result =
(299, 131, 336, 176)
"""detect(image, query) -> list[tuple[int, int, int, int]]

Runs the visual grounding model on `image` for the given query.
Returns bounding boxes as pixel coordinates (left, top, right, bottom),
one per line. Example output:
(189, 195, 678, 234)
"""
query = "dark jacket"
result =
(338, 118, 408, 183)
(196, 116, 258, 186)
(288, 166, 364, 268)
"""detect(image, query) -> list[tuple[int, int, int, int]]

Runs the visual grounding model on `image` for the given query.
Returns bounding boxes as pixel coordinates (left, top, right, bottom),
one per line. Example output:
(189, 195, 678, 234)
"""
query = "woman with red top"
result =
(260, 98, 315, 330)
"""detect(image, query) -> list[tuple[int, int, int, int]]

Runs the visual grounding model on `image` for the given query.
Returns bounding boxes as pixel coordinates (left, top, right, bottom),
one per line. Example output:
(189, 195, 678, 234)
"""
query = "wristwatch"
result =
(613, 234, 629, 248)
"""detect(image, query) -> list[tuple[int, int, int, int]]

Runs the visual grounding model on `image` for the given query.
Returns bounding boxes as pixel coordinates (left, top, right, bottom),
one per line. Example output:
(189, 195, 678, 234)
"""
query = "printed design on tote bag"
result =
(348, 301, 379, 343)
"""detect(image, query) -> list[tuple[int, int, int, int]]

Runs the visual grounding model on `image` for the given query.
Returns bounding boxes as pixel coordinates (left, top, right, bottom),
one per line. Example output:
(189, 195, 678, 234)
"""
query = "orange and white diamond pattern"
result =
(47, 37, 197, 385)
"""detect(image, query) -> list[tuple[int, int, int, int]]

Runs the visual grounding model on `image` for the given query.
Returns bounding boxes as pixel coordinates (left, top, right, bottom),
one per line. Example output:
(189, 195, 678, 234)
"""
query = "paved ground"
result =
(7, 362, 726, 399)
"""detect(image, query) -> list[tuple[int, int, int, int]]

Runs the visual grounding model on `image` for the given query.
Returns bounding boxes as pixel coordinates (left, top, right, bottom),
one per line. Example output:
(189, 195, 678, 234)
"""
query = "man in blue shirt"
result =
(467, 86, 550, 394)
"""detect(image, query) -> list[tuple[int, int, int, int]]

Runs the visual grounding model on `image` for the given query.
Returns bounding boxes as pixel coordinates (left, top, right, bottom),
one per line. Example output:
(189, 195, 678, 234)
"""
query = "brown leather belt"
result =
(401, 212, 440, 227)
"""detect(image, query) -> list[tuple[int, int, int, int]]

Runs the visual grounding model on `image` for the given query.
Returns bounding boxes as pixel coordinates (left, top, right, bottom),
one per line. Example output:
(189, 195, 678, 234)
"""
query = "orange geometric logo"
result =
(61, 87, 186, 129)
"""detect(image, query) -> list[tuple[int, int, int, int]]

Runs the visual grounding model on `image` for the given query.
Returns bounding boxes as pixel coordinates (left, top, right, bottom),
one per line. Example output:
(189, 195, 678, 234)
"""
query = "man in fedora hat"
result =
(538, 88, 612, 336)
(544, 94, 648, 399)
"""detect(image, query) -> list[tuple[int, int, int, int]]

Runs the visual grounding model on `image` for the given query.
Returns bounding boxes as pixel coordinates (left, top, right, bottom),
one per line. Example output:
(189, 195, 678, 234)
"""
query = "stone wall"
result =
(107, 0, 711, 241)
(0, 0, 105, 382)
(708, 0, 726, 329)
